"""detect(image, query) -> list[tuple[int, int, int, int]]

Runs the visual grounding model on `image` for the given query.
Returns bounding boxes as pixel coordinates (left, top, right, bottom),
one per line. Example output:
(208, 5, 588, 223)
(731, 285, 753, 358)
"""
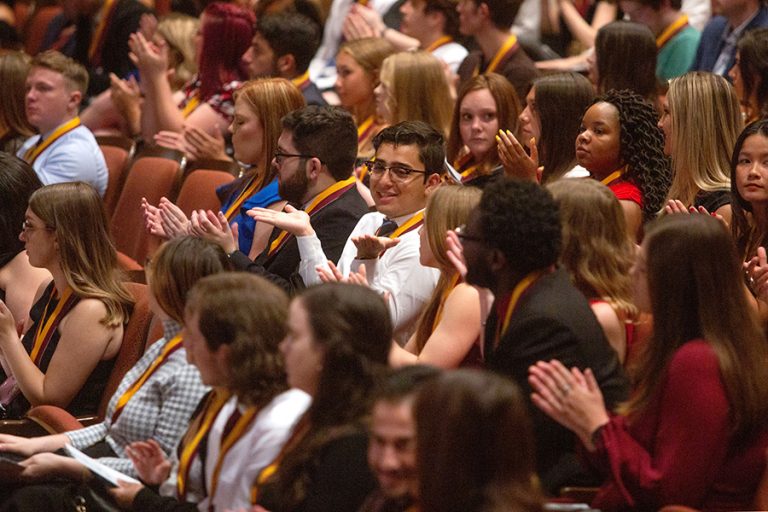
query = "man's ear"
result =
(487, 246, 507, 274)
(424, 172, 443, 194)
(477, 1, 491, 21)
(307, 156, 323, 180)
(68, 89, 82, 111)
(276, 53, 297, 77)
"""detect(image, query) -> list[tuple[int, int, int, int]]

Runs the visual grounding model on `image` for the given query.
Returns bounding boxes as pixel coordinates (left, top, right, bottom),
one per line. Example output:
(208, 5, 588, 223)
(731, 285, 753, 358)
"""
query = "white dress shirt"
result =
(17, 122, 108, 196)
(298, 210, 440, 344)
(199, 389, 311, 511)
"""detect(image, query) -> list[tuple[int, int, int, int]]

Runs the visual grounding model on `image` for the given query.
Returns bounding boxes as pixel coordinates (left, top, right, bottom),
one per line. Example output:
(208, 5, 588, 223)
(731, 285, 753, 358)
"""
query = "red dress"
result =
(586, 340, 768, 511)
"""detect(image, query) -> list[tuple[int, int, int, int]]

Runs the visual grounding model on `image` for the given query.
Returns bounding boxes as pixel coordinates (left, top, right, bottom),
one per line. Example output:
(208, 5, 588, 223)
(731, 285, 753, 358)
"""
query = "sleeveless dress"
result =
(0, 282, 115, 418)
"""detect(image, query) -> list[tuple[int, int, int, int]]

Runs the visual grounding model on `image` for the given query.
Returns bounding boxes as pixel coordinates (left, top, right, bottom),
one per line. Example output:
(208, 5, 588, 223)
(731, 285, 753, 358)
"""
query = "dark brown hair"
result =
(415, 370, 543, 512)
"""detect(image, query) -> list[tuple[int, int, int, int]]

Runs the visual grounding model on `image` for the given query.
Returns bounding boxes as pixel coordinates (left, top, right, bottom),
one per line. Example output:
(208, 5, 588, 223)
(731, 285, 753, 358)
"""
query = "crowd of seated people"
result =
(1, 0, 768, 509)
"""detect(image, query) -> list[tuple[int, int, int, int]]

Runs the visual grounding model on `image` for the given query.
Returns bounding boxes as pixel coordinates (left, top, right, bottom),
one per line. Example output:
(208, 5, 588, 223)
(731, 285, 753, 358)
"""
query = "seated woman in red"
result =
(529, 214, 768, 511)
(575, 89, 671, 240)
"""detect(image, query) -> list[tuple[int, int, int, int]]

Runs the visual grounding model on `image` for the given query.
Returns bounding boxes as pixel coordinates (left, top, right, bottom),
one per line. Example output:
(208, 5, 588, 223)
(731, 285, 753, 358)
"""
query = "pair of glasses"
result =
(273, 151, 315, 165)
(454, 224, 483, 244)
(364, 161, 427, 182)
(21, 220, 53, 233)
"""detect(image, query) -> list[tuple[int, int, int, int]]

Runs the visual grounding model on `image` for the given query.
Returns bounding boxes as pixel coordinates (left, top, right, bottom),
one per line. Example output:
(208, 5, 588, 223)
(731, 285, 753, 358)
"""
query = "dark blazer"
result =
(484, 268, 629, 493)
(457, 46, 538, 104)
(691, 4, 768, 73)
(302, 81, 328, 106)
(229, 184, 369, 295)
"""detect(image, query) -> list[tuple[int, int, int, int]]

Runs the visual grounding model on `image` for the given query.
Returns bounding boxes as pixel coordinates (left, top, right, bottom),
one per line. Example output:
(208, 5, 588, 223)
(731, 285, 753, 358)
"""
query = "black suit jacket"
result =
(485, 268, 629, 493)
(230, 184, 369, 295)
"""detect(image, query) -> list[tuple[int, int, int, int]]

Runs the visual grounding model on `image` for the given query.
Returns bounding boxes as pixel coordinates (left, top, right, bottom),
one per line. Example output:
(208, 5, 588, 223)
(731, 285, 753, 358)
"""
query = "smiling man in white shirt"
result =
(250, 121, 443, 344)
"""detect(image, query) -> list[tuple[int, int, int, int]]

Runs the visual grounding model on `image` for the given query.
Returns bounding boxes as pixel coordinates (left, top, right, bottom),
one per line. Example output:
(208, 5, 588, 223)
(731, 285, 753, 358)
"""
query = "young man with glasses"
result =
(250, 121, 443, 344)
(219, 106, 369, 294)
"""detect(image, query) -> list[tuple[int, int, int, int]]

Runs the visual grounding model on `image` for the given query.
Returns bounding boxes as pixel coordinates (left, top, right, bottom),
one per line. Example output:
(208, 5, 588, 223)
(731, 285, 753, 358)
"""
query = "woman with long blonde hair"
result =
(548, 179, 637, 363)
(374, 51, 453, 138)
(335, 38, 395, 161)
(390, 185, 484, 368)
(661, 72, 741, 223)
(0, 182, 132, 419)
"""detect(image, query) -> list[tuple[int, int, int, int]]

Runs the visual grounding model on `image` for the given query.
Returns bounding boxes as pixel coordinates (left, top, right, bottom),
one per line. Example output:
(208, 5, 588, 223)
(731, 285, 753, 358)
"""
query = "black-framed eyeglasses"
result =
(274, 151, 315, 165)
(455, 224, 483, 244)
(21, 219, 53, 233)
(364, 160, 427, 182)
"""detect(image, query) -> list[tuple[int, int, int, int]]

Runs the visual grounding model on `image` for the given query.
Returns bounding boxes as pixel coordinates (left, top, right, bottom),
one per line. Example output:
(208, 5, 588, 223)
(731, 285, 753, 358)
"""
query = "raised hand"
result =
(247, 205, 313, 237)
(497, 129, 540, 182)
(445, 229, 467, 278)
(158, 198, 191, 239)
(528, 359, 609, 451)
(183, 125, 228, 161)
(190, 209, 238, 255)
(124, 439, 171, 484)
(351, 234, 400, 260)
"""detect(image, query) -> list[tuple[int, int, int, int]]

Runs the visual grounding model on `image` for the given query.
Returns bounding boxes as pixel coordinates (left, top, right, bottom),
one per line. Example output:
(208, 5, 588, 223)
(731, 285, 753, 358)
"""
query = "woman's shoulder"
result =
(667, 340, 719, 376)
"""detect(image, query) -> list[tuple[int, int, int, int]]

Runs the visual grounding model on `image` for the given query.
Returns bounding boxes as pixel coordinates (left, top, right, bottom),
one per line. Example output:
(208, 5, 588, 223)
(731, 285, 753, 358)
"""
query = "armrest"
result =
(25, 405, 84, 434)
(0, 418, 53, 437)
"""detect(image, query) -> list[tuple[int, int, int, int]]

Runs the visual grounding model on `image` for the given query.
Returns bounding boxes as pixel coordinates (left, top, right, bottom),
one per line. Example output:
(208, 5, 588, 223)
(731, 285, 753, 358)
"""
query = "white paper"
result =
(63, 444, 141, 487)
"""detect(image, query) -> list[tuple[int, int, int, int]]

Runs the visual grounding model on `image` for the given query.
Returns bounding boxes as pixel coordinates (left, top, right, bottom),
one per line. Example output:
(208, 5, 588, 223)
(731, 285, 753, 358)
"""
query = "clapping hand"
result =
(528, 359, 609, 451)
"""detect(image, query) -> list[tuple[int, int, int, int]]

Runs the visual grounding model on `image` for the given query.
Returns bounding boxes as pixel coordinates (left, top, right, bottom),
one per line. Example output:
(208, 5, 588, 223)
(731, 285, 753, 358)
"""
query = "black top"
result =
(0, 283, 115, 418)
(694, 188, 731, 213)
(484, 268, 629, 493)
(257, 429, 378, 512)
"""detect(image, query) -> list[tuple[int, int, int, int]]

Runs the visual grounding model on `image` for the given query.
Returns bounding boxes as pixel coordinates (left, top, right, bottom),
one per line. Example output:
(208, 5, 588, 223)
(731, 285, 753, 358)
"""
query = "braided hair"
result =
(597, 90, 672, 221)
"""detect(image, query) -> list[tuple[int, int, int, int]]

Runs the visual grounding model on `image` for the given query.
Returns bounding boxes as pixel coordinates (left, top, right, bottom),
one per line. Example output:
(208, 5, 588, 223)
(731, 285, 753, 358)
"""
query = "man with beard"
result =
(242, 12, 327, 106)
(225, 105, 369, 294)
(249, 121, 442, 343)
(457, 178, 628, 493)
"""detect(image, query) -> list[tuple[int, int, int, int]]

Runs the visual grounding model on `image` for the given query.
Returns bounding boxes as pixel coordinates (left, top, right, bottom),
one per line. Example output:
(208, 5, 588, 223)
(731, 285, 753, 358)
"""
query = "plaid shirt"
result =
(66, 320, 209, 476)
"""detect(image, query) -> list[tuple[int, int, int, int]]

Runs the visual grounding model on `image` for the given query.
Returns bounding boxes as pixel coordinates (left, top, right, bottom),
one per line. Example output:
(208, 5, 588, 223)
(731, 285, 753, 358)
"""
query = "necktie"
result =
(375, 218, 398, 237)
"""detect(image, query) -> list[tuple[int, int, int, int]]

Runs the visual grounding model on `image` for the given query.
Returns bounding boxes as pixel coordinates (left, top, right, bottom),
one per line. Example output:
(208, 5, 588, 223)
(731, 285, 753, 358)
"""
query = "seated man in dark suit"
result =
(224, 105, 369, 294)
(460, 178, 629, 493)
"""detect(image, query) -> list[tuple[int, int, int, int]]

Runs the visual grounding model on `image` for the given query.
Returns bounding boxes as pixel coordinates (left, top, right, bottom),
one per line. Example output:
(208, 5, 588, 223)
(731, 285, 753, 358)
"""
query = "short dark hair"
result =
(423, 0, 460, 38)
(474, 0, 523, 29)
(478, 178, 561, 274)
(372, 365, 441, 404)
(255, 12, 320, 74)
(373, 121, 446, 176)
(281, 106, 358, 181)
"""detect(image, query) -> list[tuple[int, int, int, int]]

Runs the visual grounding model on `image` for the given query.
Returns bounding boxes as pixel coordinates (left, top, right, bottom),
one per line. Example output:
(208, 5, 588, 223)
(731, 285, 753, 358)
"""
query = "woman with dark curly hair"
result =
(251, 283, 390, 512)
(576, 89, 671, 240)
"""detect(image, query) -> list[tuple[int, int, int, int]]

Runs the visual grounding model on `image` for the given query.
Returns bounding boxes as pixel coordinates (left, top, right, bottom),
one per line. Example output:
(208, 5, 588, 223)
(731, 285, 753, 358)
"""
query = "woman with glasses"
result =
(0, 182, 132, 419)
(143, 78, 304, 259)
(446, 73, 521, 188)
(389, 185, 484, 368)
